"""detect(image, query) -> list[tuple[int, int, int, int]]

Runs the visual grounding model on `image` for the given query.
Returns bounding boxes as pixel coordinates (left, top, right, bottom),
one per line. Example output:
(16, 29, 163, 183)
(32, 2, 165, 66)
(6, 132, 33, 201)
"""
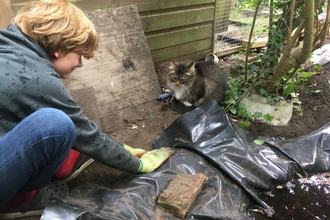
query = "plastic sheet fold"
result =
(42, 101, 330, 220)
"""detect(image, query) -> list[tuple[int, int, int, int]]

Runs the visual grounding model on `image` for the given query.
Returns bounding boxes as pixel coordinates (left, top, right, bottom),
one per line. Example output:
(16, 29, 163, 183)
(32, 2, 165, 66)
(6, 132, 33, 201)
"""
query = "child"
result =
(0, 0, 173, 218)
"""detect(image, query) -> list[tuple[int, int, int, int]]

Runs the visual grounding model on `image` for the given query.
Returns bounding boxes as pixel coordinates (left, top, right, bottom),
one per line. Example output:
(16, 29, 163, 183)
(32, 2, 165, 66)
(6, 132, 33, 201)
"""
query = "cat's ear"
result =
(170, 61, 177, 68)
(187, 61, 195, 70)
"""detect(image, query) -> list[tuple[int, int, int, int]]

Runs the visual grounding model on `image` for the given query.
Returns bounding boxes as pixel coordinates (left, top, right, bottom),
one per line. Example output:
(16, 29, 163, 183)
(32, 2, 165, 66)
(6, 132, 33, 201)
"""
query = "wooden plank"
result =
(151, 39, 212, 63)
(11, 0, 117, 12)
(69, 87, 102, 129)
(0, 0, 14, 29)
(11, 0, 215, 13)
(146, 23, 212, 51)
(215, 46, 244, 57)
(140, 6, 214, 32)
(62, 6, 160, 131)
(241, 36, 268, 49)
(136, 0, 215, 12)
(154, 49, 211, 68)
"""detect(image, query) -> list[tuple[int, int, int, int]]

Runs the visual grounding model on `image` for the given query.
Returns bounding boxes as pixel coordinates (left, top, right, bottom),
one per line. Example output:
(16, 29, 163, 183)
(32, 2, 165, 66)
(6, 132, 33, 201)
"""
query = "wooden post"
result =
(0, 0, 14, 29)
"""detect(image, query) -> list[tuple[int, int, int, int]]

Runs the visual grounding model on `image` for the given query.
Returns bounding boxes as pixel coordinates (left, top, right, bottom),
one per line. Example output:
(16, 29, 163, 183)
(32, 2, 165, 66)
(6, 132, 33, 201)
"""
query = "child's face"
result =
(51, 51, 83, 79)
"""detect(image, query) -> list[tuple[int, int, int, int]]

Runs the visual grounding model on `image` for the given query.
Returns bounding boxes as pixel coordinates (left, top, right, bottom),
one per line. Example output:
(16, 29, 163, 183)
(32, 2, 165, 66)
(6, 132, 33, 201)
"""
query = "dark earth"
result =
(21, 50, 330, 220)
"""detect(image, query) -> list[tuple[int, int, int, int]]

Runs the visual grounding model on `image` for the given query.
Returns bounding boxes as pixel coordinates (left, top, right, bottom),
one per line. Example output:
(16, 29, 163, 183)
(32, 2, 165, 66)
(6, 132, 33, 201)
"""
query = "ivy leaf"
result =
(254, 139, 265, 145)
(313, 65, 322, 70)
(253, 112, 263, 118)
(230, 107, 237, 115)
(259, 88, 267, 96)
(264, 113, 274, 122)
(266, 96, 274, 103)
(299, 71, 317, 78)
(239, 120, 251, 128)
(283, 84, 296, 95)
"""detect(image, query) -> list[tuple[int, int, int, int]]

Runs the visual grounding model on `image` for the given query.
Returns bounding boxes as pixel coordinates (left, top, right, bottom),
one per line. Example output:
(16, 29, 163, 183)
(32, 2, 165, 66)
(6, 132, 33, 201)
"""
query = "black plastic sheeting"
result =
(41, 101, 330, 220)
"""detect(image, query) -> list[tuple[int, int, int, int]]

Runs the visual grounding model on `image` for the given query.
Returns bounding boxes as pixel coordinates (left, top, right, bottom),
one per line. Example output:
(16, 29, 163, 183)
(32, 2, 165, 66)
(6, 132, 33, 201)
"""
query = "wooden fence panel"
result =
(140, 6, 214, 32)
(151, 39, 212, 63)
(140, 2, 215, 66)
(146, 24, 213, 51)
(8, 0, 217, 66)
(11, 0, 215, 12)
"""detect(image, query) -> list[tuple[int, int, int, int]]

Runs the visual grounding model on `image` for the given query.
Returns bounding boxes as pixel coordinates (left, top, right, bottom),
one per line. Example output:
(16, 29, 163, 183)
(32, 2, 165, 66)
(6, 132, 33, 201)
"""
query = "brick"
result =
(157, 173, 207, 219)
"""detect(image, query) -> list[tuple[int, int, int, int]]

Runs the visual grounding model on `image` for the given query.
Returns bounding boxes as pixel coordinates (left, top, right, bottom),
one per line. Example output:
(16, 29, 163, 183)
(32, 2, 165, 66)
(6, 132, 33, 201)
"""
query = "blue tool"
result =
(156, 93, 172, 101)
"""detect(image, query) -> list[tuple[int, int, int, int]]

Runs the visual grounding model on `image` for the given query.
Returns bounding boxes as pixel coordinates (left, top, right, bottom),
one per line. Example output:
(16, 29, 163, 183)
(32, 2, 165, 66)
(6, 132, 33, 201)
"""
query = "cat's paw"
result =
(183, 101, 192, 106)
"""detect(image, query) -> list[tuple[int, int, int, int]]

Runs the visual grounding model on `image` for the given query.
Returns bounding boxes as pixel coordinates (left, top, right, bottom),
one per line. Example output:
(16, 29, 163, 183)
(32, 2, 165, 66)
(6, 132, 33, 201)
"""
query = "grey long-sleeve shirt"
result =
(0, 24, 140, 173)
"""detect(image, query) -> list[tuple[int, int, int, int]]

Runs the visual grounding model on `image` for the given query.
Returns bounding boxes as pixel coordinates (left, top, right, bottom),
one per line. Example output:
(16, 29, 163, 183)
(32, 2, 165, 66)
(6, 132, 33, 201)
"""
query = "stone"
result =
(240, 93, 293, 125)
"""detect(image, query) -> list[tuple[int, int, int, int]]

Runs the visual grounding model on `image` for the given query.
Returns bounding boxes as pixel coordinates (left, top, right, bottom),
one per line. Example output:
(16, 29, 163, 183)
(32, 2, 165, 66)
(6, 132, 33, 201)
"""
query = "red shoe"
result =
(63, 153, 94, 182)
(53, 150, 94, 182)
(0, 181, 68, 219)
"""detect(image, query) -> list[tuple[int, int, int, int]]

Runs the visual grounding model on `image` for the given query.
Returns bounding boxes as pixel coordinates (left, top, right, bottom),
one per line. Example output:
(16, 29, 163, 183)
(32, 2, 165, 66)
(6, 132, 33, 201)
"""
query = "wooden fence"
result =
(2, 0, 226, 66)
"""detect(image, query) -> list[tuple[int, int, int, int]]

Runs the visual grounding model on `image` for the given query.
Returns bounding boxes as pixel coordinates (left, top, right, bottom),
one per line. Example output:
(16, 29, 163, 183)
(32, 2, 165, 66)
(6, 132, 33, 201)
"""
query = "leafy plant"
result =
(222, 0, 330, 127)
(239, 120, 251, 128)
(278, 67, 318, 98)
(222, 73, 275, 127)
(223, 64, 318, 122)
(291, 92, 303, 116)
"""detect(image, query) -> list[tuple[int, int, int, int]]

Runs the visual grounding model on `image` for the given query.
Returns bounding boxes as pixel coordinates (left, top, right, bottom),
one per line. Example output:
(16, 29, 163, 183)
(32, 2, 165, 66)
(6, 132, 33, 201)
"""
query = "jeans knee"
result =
(32, 108, 77, 144)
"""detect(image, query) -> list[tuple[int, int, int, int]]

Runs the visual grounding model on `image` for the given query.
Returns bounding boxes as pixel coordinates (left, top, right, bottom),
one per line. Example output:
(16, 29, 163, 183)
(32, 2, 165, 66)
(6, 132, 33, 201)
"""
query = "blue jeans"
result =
(0, 108, 76, 207)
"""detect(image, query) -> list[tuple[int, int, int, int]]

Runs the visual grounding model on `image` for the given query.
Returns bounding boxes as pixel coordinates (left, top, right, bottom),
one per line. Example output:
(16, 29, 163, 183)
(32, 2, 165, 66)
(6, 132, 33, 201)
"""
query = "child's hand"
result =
(138, 147, 174, 173)
(122, 144, 147, 158)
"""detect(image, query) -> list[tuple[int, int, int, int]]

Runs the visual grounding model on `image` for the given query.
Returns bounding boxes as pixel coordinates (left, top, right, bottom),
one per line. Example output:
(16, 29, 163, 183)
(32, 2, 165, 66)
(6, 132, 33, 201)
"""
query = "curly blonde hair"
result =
(12, 0, 98, 59)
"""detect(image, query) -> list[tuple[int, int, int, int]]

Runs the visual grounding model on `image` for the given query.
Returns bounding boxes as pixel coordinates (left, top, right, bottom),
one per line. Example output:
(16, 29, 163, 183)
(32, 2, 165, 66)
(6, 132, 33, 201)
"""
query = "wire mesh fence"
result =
(214, 0, 269, 56)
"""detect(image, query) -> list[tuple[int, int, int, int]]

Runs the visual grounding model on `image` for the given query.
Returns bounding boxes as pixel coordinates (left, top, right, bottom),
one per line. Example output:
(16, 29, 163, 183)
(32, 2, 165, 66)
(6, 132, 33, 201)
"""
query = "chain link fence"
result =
(214, 0, 269, 56)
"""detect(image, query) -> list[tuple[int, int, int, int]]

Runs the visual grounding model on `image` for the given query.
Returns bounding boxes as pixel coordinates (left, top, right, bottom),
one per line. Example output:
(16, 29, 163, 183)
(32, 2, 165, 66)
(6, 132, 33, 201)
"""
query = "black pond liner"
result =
(42, 101, 330, 220)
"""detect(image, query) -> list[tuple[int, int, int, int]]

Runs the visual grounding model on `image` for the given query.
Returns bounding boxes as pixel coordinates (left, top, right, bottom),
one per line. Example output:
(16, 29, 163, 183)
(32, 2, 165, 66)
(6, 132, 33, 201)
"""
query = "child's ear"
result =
(53, 51, 60, 58)
(53, 51, 65, 59)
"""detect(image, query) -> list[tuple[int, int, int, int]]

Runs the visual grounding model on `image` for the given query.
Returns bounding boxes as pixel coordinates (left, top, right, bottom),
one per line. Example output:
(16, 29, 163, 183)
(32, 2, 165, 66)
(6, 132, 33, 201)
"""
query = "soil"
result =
(21, 49, 330, 220)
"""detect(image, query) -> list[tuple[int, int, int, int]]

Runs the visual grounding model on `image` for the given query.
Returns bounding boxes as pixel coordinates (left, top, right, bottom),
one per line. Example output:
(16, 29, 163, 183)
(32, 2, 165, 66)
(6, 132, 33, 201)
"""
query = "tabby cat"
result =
(167, 60, 228, 111)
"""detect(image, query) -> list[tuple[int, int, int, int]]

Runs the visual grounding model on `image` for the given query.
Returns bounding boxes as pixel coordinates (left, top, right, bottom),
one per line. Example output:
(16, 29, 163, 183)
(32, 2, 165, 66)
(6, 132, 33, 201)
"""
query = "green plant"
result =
(223, 62, 321, 126)
(278, 67, 318, 98)
(222, 0, 330, 126)
(276, 66, 321, 116)
(223, 76, 251, 116)
(290, 92, 303, 116)
(223, 72, 275, 128)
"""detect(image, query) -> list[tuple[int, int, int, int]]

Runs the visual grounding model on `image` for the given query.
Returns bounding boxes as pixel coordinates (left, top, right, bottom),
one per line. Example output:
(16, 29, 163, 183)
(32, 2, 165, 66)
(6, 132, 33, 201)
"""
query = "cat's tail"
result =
(205, 53, 219, 64)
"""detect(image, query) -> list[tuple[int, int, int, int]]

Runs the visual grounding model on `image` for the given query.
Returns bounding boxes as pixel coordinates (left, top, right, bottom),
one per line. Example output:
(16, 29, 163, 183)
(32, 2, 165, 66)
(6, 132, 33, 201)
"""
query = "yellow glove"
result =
(122, 144, 147, 158)
(138, 147, 174, 173)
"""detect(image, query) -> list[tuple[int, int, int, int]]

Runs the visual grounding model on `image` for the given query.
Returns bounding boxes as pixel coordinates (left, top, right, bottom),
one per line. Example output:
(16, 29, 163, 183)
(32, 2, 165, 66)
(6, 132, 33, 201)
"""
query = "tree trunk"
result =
(313, 0, 330, 50)
(265, 0, 315, 93)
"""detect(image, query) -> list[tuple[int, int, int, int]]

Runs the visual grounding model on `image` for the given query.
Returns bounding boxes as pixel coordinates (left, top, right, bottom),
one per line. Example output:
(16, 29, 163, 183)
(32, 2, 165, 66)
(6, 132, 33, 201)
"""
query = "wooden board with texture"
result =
(63, 5, 160, 132)
(0, 0, 14, 29)
(9, 0, 217, 66)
